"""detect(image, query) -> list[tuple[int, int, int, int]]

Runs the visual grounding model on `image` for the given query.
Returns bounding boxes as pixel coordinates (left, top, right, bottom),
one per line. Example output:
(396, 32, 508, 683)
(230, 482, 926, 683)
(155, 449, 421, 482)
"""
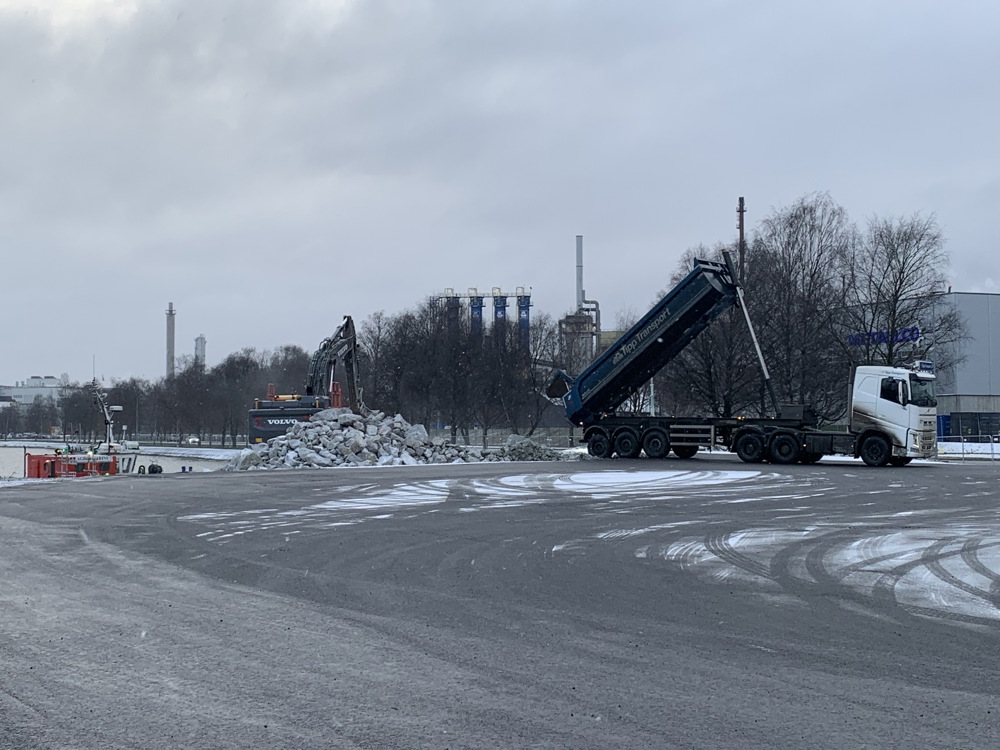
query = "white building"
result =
(0, 376, 65, 406)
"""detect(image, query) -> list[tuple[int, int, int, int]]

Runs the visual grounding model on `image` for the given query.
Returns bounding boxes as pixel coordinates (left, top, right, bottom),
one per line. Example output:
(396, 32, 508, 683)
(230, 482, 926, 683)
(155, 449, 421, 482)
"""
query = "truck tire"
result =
(735, 432, 765, 463)
(672, 445, 698, 459)
(769, 433, 801, 464)
(614, 429, 641, 459)
(889, 456, 912, 467)
(860, 434, 891, 467)
(587, 432, 612, 458)
(641, 429, 670, 459)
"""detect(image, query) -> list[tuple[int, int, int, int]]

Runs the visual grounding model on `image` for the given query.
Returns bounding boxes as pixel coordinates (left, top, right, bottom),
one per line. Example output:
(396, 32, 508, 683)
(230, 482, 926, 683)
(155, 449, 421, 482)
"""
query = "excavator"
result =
(247, 316, 366, 444)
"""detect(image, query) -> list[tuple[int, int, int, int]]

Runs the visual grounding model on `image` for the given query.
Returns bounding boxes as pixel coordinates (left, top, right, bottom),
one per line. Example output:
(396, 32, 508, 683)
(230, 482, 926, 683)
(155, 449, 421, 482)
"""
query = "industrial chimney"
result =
(166, 302, 176, 379)
(194, 334, 206, 367)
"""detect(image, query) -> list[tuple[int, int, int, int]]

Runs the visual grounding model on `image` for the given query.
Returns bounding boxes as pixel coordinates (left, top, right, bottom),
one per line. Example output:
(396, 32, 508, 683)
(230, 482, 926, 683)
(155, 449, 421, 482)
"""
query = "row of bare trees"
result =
(5, 347, 312, 446)
(6, 310, 565, 447)
(655, 193, 965, 421)
(5, 194, 963, 442)
(355, 307, 560, 446)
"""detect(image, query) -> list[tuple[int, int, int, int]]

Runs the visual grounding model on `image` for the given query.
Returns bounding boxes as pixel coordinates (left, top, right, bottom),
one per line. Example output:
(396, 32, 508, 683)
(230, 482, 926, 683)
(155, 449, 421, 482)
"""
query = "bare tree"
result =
(520, 312, 561, 435)
(0, 404, 21, 437)
(210, 350, 264, 446)
(750, 193, 855, 419)
(357, 310, 396, 412)
(26, 395, 59, 436)
(398, 302, 447, 428)
(58, 384, 97, 442)
(107, 377, 150, 442)
(467, 322, 508, 447)
(436, 300, 474, 442)
(840, 213, 967, 370)
(263, 345, 311, 394)
(173, 362, 210, 442)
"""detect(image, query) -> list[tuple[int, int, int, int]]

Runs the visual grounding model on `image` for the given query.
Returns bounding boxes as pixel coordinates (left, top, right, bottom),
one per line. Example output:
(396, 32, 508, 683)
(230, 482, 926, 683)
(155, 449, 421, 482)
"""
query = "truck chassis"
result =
(582, 415, 918, 467)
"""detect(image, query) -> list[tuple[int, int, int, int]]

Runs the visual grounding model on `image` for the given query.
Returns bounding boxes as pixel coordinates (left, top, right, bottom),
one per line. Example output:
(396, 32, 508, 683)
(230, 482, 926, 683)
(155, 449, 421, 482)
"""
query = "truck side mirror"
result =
(898, 381, 908, 405)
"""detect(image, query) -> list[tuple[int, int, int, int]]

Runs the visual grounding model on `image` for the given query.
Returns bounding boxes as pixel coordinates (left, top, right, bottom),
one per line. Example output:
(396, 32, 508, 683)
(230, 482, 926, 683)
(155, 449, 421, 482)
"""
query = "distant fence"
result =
(937, 435, 1000, 461)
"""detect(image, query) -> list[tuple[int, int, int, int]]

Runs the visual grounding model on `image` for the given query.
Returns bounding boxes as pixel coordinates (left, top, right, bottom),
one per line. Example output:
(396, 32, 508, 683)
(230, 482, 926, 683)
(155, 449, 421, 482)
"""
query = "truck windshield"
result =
(908, 375, 936, 407)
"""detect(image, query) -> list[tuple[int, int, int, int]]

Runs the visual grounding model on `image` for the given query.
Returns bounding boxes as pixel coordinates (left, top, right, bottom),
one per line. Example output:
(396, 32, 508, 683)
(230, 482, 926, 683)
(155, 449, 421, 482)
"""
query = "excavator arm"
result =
(306, 316, 365, 414)
(248, 315, 368, 444)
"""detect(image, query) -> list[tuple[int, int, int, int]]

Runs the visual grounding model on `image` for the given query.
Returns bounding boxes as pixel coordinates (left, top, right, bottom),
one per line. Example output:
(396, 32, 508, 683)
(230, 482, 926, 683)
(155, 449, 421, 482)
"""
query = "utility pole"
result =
(737, 196, 747, 284)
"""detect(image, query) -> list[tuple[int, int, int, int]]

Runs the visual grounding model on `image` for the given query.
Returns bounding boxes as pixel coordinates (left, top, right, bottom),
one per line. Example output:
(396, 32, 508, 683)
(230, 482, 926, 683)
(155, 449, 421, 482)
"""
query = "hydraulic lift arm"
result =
(306, 316, 366, 414)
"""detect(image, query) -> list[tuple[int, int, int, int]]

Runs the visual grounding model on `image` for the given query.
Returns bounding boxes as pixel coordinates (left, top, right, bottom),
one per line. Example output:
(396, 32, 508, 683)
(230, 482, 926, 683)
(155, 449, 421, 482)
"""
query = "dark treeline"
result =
(2, 194, 965, 444)
(2, 308, 564, 448)
(3, 346, 312, 447)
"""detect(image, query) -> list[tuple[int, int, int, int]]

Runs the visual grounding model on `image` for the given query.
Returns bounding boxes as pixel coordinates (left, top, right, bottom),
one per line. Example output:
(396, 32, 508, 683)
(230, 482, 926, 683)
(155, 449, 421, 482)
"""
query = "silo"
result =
(195, 334, 206, 367)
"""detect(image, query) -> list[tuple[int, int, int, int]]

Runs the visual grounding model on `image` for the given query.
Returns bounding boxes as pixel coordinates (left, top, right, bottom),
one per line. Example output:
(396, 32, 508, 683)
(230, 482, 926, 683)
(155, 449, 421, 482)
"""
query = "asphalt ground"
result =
(1, 454, 999, 749)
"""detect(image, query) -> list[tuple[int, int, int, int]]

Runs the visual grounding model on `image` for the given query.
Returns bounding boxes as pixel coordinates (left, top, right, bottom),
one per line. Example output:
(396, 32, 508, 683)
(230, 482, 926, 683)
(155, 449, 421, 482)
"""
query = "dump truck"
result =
(248, 316, 365, 444)
(545, 252, 937, 466)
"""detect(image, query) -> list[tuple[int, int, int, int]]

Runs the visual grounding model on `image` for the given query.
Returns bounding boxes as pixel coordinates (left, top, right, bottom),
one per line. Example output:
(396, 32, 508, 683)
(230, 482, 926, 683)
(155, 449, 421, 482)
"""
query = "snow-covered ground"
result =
(0, 441, 240, 461)
(936, 440, 1000, 460)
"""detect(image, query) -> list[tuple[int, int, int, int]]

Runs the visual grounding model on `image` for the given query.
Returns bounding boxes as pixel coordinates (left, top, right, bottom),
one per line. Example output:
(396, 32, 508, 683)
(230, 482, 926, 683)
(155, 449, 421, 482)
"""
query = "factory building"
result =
(935, 292, 1000, 438)
(0, 376, 65, 406)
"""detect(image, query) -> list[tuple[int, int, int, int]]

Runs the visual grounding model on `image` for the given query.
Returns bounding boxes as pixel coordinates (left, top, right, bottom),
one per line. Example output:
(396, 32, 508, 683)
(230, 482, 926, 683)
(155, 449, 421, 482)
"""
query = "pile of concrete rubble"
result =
(227, 408, 568, 471)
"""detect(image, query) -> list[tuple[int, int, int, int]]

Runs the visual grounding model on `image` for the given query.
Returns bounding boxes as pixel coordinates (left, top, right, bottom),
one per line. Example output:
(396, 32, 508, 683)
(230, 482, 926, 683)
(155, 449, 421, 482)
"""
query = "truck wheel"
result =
(888, 456, 912, 467)
(800, 452, 823, 464)
(735, 432, 765, 463)
(587, 433, 612, 458)
(641, 429, 670, 459)
(769, 433, 801, 464)
(614, 429, 641, 459)
(672, 445, 698, 459)
(860, 435, 891, 467)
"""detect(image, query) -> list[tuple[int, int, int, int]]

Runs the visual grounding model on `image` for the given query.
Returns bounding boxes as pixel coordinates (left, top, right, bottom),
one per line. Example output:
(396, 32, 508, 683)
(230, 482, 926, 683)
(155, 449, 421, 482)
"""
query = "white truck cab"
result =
(851, 362, 937, 462)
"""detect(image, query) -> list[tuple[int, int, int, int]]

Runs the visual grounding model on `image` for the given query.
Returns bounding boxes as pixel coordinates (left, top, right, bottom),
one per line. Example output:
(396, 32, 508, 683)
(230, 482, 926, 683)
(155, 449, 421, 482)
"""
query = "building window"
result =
(949, 413, 1000, 439)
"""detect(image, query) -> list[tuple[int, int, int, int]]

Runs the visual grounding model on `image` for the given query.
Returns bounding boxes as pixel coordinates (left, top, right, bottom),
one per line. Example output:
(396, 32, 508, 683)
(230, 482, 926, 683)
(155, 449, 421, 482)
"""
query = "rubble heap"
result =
(228, 408, 567, 471)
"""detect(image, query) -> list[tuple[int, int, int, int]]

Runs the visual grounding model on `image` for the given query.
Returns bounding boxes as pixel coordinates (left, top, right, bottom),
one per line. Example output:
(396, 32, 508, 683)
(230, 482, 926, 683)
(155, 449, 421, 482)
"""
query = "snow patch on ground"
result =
(661, 524, 1000, 625)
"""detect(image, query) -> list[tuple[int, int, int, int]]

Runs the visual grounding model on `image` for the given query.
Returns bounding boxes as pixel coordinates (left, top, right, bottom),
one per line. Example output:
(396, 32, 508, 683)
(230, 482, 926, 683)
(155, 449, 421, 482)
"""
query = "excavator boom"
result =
(248, 315, 366, 444)
(306, 316, 363, 413)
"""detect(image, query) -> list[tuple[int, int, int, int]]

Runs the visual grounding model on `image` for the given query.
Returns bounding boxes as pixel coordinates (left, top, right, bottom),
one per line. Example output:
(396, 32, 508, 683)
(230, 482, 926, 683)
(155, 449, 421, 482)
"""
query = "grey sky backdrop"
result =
(2, 0, 998, 386)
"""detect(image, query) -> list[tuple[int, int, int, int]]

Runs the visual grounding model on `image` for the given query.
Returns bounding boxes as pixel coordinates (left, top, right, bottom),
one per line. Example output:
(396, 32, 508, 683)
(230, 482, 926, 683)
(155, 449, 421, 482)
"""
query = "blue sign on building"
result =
(847, 326, 921, 347)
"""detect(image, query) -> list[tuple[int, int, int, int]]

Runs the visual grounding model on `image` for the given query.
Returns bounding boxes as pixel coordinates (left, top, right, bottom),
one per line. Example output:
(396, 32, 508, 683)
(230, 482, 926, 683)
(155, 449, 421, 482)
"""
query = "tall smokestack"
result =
(194, 333, 206, 367)
(576, 235, 584, 311)
(166, 302, 176, 379)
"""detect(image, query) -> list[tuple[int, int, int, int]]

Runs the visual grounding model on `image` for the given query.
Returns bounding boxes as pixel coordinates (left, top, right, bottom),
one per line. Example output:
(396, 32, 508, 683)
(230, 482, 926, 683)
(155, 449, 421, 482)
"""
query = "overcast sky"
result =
(2, 0, 998, 386)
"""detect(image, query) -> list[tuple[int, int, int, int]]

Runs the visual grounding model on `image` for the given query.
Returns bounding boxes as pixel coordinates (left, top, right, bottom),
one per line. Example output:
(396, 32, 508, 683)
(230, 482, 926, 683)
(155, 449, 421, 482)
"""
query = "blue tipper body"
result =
(548, 258, 739, 427)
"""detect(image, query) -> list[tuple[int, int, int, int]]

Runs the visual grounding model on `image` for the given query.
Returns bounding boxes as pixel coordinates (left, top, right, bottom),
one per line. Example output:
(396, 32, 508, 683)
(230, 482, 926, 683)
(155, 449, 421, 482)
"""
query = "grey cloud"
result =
(1, 0, 998, 383)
